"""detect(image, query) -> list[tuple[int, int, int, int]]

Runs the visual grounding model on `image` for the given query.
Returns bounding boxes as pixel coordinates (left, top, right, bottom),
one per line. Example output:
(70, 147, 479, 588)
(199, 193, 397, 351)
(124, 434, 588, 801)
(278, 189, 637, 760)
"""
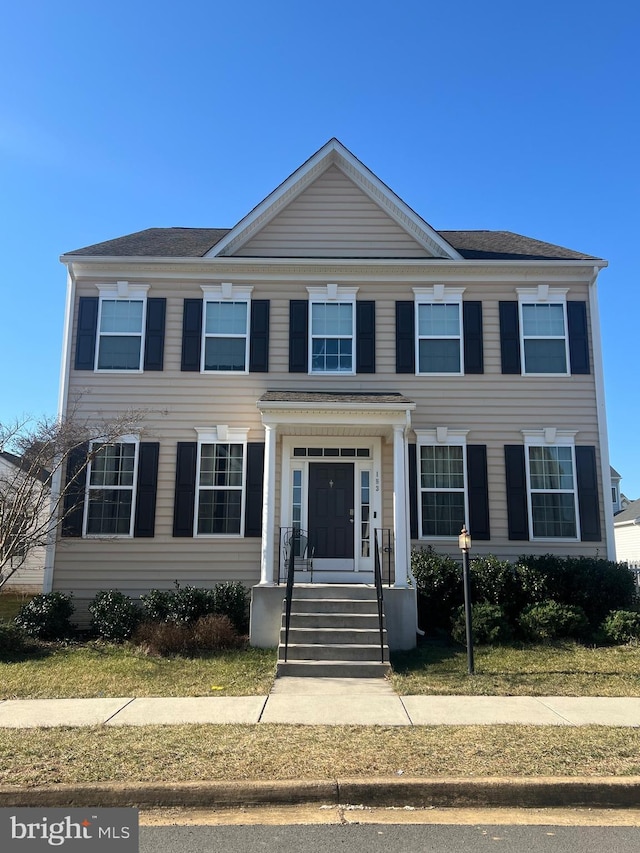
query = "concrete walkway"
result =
(1, 678, 640, 727)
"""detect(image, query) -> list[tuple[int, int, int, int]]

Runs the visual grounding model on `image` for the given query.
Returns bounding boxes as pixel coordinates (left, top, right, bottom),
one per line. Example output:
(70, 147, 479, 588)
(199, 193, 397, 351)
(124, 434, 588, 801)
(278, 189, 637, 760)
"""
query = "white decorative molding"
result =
(201, 283, 254, 300)
(194, 426, 250, 443)
(521, 429, 578, 447)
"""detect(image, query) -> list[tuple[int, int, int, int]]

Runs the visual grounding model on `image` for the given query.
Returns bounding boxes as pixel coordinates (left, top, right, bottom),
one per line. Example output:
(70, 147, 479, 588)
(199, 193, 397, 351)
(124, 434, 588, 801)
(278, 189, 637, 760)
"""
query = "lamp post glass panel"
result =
(458, 525, 475, 675)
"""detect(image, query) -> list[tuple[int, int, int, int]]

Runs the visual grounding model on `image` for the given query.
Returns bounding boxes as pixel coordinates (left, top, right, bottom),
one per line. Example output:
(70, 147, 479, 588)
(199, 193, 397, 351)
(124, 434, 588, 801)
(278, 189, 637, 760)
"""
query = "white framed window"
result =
(416, 428, 468, 538)
(413, 286, 465, 375)
(84, 438, 139, 536)
(307, 284, 358, 374)
(201, 284, 253, 373)
(96, 283, 149, 371)
(523, 429, 578, 539)
(195, 427, 249, 535)
(517, 286, 569, 375)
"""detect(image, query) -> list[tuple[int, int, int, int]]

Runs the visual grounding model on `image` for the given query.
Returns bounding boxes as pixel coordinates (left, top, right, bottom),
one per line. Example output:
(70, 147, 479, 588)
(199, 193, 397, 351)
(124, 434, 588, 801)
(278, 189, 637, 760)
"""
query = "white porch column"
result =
(259, 424, 276, 585)
(393, 425, 409, 587)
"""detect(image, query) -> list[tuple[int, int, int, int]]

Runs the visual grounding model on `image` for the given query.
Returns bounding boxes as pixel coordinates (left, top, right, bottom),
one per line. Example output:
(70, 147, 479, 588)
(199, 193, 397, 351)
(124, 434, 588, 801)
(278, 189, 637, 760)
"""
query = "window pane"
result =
(531, 494, 576, 538)
(97, 336, 141, 370)
(529, 446, 574, 490)
(199, 444, 243, 487)
(204, 337, 246, 371)
(418, 304, 459, 336)
(197, 490, 242, 534)
(90, 444, 135, 487)
(522, 304, 565, 337)
(421, 492, 465, 537)
(311, 303, 352, 336)
(418, 339, 460, 373)
(311, 338, 352, 372)
(421, 446, 464, 489)
(205, 301, 247, 335)
(100, 300, 143, 333)
(524, 339, 567, 373)
(87, 489, 133, 535)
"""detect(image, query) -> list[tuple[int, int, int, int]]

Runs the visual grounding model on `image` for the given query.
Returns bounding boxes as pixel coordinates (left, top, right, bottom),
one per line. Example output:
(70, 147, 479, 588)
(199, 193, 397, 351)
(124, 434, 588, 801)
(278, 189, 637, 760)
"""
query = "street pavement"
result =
(1, 677, 640, 727)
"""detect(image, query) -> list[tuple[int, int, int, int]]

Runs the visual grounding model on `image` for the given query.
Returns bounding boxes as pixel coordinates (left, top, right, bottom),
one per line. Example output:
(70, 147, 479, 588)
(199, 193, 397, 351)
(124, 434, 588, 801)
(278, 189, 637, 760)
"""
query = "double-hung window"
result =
(96, 283, 149, 371)
(195, 428, 248, 535)
(201, 284, 252, 373)
(414, 286, 464, 374)
(524, 430, 578, 539)
(85, 440, 138, 536)
(416, 429, 468, 537)
(307, 285, 358, 374)
(518, 287, 569, 375)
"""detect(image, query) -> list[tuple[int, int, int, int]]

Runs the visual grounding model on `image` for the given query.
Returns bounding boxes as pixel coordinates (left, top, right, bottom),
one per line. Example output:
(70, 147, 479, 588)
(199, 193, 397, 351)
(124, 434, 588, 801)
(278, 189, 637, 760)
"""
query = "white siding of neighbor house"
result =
(614, 525, 640, 566)
(1, 546, 45, 592)
(52, 264, 605, 623)
(235, 165, 433, 258)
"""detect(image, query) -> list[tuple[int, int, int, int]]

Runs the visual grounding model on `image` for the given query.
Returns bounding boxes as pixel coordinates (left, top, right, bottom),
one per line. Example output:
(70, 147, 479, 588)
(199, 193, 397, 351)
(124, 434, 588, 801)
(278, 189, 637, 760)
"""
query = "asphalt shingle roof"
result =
(64, 227, 599, 261)
(614, 498, 640, 524)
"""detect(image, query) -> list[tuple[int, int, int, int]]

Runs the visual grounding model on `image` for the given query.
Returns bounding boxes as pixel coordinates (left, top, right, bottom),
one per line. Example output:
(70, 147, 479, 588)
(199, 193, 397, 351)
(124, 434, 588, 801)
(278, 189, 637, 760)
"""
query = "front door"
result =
(308, 463, 354, 559)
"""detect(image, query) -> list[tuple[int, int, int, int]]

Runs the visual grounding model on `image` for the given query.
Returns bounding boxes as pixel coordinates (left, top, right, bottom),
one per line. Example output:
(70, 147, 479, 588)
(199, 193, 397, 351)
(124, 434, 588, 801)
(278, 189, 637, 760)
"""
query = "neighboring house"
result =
(48, 139, 613, 649)
(0, 451, 46, 592)
(613, 498, 640, 569)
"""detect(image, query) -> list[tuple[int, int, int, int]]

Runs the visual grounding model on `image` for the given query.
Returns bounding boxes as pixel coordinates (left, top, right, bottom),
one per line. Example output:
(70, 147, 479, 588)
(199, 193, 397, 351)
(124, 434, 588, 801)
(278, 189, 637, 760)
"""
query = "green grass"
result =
(0, 592, 33, 621)
(2, 725, 640, 786)
(0, 643, 277, 699)
(391, 639, 640, 696)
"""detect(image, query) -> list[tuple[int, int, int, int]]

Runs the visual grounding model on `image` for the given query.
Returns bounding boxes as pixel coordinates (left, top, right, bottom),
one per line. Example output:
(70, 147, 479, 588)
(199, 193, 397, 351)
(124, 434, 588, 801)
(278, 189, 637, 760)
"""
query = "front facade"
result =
(47, 140, 613, 648)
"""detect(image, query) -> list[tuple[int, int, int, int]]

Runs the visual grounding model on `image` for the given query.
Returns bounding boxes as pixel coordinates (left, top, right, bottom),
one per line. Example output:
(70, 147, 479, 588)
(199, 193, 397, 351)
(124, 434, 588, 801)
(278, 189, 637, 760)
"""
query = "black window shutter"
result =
(356, 301, 376, 374)
(396, 301, 415, 374)
(143, 298, 166, 371)
(173, 442, 197, 537)
(467, 444, 490, 540)
(244, 442, 265, 537)
(61, 443, 89, 537)
(289, 300, 308, 372)
(463, 301, 484, 374)
(408, 443, 418, 540)
(74, 297, 98, 370)
(499, 302, 521, 374)
(567, 301, 590, 375)
(504, 445, 529, 540)
(134, 442, 160, 537)
(575, 445, 601, 541)
(249, 300, 270, 373)
(181, 299, 203, 371)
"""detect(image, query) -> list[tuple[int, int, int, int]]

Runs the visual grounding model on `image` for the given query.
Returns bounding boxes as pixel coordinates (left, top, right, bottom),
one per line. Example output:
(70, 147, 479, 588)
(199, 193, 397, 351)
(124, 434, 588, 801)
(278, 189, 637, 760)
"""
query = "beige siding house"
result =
(48, 139, 613, 649)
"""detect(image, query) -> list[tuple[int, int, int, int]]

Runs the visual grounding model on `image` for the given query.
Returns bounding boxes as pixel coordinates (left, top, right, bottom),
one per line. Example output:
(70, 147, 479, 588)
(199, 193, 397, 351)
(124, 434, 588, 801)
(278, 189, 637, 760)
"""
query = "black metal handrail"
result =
(282, 527, 298, 663)
(373, 528, 389, 664)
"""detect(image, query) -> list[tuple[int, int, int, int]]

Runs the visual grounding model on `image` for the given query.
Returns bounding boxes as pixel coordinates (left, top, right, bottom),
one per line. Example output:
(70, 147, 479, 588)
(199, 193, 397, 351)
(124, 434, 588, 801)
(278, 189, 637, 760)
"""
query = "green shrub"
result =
(412, 546, 462, 630)
(88, 590, 141, 642)
(139, 588, 174, 622)
(470, 555, 547, 626)
(15, 592, 75, 640)
(518, 599, 589, 642)
(451, 603, 511, 645)
(168, 584, 215, 624)
(600, 610, 640, 645)
(134, 614, 243, 656)
(209, 581, 249, 633)
(0, 620, 29, 654)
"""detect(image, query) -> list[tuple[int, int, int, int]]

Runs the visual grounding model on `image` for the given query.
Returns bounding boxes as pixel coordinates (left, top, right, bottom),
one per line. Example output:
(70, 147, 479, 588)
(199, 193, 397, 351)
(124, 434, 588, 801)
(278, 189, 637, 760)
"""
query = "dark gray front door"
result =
(308, 463, 354, 559)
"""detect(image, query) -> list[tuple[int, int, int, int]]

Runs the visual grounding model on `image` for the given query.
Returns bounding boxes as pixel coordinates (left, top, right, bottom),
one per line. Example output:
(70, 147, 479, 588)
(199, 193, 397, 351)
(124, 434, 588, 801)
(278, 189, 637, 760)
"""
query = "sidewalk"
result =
(2, 677, 640, 727)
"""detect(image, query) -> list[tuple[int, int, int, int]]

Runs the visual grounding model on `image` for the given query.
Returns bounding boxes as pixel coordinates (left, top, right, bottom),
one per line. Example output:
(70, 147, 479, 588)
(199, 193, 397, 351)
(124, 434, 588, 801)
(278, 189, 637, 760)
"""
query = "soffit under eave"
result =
(206, 140, 462, 261)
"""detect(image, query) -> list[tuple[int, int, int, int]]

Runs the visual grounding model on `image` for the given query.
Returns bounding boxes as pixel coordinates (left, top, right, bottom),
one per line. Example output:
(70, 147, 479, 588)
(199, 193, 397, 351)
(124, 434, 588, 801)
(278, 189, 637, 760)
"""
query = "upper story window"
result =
(517, 286, 569, 375)
(96, 283, 149, 371)
(307, 284, 358, 374)
(195, 427, 249, 535)
(85, 439, 139, 536)
(415, 428, 468, 538)
(201, 284, 253, 373)
(413, 286, 465, 375)
(523, 429, 578, 539)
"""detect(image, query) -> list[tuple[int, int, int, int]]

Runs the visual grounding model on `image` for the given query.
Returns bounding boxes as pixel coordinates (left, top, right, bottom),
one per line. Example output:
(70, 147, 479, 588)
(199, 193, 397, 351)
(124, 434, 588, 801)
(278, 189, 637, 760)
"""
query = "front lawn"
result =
(391, 639, 640, 696)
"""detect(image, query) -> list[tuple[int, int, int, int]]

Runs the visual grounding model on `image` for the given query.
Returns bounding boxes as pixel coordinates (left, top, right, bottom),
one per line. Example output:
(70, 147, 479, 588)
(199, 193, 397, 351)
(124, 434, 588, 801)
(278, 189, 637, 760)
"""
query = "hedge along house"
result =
(46, 139, 613, 650)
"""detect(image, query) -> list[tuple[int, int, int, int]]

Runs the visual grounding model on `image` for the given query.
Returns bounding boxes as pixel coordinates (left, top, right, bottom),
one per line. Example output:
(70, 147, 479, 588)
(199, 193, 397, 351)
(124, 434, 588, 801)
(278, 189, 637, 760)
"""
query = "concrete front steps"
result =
(276, 584, 391, 678)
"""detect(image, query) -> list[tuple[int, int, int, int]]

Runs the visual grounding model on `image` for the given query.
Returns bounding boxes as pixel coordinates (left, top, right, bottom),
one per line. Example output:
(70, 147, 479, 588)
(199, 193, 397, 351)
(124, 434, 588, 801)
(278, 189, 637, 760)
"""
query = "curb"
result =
(2, 777, 640, 809)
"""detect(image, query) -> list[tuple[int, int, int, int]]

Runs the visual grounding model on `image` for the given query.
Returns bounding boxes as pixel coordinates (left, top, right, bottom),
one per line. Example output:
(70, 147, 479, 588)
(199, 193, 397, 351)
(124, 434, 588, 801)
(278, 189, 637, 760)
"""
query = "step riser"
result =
(285, 614, 383, 629)
(287, 599, 380, 614)
(277, 661, 391, 678)
(281, 629, 386, 646)
(279, 644, 389, 662)
(284, 585, 378, 600)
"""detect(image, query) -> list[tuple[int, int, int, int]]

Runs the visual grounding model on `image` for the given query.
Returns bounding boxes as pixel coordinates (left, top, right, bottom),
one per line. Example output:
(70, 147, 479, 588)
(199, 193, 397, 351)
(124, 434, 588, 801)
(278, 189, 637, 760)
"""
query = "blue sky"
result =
(1, 1, 638, 497)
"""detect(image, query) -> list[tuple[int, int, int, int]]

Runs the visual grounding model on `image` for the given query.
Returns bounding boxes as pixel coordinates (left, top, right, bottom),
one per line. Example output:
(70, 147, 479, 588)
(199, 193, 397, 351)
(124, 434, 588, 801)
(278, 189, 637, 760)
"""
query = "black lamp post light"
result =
(458, 525, 475, 675)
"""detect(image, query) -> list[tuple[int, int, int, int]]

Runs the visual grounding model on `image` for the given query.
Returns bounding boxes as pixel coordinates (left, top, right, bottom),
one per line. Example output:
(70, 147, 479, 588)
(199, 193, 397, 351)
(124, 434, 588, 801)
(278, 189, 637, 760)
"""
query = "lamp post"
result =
(458, 525, 475, 675)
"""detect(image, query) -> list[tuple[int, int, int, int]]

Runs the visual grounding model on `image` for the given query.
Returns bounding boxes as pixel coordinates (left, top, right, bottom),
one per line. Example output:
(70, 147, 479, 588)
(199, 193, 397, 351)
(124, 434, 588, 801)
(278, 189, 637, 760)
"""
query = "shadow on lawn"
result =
(390, 636, 464, 674)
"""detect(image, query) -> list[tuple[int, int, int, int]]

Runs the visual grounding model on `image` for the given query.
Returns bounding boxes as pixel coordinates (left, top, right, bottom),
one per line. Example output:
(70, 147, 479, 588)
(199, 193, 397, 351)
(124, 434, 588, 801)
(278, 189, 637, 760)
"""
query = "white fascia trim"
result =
(201, 283, 254, 300)
(587, 265, 615, 559)
(195, 427, 250, 443)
